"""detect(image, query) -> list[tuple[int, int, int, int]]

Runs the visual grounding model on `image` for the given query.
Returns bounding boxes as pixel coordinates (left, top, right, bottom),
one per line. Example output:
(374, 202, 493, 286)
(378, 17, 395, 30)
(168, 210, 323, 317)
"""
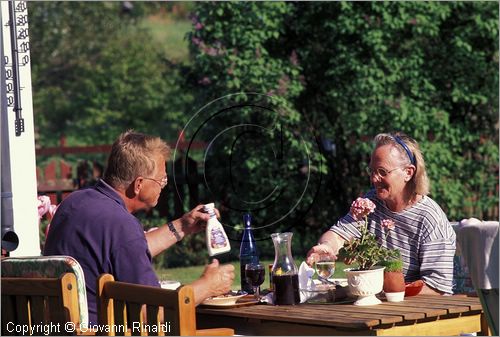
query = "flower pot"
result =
(385, 291, 405, 302)
(344, 266, 385, 306)
(383, 271, 405, 302)
(382, 270, 405, 302)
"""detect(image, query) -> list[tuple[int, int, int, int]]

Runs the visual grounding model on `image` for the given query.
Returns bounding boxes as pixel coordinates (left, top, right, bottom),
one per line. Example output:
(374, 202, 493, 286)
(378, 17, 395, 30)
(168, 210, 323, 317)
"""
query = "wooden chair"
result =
(97, 274, 234, 336)
(456, 219, 499, 336)
(1, 255, 90, 326)
(2, 273, 80, 336)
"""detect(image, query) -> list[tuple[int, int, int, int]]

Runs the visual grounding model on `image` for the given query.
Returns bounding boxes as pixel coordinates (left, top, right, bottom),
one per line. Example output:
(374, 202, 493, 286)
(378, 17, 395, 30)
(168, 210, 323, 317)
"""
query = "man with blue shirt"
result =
(44, 130, 235, 324)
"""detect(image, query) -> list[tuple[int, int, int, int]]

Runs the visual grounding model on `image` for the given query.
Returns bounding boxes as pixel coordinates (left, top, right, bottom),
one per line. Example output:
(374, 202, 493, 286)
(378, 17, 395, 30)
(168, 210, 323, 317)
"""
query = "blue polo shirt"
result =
(44, 179, 159, 324)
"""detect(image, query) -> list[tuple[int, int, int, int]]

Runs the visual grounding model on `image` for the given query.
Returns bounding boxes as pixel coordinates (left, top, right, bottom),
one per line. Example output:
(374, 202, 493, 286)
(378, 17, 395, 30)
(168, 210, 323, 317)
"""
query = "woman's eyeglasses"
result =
(142, 176, 168, 189)
(365, 166, 401, 178)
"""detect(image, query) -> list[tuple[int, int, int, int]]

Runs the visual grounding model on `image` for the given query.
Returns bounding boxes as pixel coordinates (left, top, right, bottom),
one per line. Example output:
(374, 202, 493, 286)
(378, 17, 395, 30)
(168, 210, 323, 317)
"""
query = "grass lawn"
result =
(155, 259, 348, 290)
(141, 15, 191, 63)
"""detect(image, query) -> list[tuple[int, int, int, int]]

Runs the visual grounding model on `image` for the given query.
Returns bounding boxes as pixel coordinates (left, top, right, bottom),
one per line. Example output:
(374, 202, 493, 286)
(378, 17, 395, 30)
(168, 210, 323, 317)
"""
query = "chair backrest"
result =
(451, 223, 475, 294)
(1, 255, 89, 326)
(97, 274, 234, 336)
(2, 273, 79, 336)
(456, 219, 499, 336)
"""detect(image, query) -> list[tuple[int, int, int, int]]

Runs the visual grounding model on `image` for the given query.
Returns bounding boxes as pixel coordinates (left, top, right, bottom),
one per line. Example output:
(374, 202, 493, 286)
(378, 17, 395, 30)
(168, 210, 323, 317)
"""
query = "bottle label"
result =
(210, 228, 228, 248)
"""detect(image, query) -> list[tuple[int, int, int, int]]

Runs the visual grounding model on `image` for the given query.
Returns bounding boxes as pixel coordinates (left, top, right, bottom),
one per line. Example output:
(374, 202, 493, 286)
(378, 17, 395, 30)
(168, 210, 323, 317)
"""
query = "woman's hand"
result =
(306, 243, 336, 266)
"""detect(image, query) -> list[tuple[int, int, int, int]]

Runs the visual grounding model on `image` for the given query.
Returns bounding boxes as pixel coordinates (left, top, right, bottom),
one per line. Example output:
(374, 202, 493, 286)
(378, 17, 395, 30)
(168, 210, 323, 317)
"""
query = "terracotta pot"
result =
(383, 271, 405, 293)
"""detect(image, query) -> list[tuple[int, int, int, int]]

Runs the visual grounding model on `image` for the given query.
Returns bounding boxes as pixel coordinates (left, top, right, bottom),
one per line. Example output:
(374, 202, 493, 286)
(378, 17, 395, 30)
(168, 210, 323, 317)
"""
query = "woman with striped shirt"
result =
(307, 132, 455, 295)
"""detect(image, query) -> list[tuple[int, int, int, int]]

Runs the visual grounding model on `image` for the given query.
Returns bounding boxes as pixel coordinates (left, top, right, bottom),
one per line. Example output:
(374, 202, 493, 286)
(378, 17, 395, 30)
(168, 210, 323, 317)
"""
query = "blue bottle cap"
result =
(243, 213, 252, 227)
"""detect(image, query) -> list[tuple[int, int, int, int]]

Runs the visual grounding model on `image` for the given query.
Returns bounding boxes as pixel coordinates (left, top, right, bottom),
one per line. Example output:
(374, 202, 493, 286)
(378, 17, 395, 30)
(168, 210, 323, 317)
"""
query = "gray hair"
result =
(103, 130, 171, 189)
(373, 132, 430, 196)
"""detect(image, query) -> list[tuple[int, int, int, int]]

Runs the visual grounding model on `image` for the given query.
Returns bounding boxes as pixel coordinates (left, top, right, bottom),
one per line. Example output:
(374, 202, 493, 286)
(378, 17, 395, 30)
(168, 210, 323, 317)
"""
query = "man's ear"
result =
(133, 177, 143, 195)
(124, 178, 140, 199)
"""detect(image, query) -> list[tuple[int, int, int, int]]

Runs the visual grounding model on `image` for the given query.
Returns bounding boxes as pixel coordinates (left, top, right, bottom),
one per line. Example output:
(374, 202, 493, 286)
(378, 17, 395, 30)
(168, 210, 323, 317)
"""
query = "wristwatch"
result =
(167, 222, 182, 242)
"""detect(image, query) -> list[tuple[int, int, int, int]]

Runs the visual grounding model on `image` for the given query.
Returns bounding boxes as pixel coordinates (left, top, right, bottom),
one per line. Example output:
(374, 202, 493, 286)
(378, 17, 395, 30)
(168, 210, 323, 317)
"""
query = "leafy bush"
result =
(187, 2, 499, 246)
(28, 2, 193, 146)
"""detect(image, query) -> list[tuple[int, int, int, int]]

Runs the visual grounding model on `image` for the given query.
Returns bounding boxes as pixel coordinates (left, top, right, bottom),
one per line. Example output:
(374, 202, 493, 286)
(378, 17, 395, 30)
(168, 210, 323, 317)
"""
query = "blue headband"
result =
(394, 136, 416, 165)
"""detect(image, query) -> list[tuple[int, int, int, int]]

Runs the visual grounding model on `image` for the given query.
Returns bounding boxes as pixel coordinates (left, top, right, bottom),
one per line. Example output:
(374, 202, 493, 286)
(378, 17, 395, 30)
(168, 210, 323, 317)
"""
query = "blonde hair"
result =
(373, 132, 430, 196)
(104, 130, 171, 189)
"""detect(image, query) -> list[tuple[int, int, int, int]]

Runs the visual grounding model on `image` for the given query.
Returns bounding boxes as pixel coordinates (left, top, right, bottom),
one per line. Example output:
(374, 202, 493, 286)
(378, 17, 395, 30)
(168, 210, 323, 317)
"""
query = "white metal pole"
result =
(1, 1, 40, 256)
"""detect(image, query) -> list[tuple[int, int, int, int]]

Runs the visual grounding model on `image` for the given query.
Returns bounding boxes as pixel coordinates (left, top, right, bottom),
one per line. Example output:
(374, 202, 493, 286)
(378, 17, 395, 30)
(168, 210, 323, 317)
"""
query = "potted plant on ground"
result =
(338, 197, 400, 306)
(379, 257, 405, 302)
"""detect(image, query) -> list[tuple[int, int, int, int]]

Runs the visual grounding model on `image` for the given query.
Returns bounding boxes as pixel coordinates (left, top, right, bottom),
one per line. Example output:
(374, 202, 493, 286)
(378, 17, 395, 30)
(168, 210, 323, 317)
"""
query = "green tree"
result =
(188, 1, 498, 252)
(291, 2, 498, 220)
(186, 2, 326, 255)
(28, 2, 191, 146)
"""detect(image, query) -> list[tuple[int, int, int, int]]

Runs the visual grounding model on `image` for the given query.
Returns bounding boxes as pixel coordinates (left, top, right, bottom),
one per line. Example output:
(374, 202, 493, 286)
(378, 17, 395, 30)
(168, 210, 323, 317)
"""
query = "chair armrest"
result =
(196, 328, 234, 336)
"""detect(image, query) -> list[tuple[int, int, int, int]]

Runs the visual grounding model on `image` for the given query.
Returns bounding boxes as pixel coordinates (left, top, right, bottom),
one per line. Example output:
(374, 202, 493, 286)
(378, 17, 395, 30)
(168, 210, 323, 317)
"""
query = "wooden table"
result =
(197, 295, 489, 336)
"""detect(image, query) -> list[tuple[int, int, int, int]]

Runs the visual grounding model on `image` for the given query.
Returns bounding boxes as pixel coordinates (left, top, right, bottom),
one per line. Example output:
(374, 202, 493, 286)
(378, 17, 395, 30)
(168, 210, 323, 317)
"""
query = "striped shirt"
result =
(330, 190, 456, 294)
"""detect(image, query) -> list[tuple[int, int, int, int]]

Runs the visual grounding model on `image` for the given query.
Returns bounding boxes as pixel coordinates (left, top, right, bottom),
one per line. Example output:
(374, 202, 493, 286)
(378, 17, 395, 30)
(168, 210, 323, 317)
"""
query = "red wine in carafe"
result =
(273, 274, 300, 305)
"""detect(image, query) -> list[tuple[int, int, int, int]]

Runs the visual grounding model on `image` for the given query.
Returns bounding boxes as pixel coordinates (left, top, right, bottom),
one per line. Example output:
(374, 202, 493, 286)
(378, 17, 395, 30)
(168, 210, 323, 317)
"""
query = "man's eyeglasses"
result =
(143, 176, 168, 189)
(365, 166, 401, 178)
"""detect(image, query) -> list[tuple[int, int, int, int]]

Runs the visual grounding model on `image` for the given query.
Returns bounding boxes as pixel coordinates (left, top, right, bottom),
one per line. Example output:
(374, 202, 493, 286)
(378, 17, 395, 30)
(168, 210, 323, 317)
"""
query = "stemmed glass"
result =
(245, 263, 265, 300)
(314, 259, 336, 283)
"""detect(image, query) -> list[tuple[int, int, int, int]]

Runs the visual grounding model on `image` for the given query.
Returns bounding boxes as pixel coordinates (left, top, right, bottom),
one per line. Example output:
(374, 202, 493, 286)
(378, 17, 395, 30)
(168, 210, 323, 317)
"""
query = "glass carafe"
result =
(271, 232, 300, 305)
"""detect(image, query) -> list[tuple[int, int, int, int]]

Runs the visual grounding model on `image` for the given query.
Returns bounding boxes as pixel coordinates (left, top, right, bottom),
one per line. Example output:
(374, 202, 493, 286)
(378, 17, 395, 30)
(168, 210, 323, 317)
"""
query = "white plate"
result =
(159, 280, 181, 290)
(201, 291, 248, 306)
(312, 278, 348, 287)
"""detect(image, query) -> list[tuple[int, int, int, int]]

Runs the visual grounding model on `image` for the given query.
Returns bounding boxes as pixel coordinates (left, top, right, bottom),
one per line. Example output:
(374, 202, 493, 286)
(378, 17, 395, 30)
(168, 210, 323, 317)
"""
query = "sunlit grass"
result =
(155, 259, 348, 289)
(141, 15, 191, 63)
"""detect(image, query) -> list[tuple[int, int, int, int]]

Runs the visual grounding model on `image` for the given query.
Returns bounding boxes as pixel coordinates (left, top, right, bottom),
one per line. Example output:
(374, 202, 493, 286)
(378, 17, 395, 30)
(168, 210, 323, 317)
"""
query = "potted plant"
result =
(338, 197, 400, 306)
(379, 257, 405, 302)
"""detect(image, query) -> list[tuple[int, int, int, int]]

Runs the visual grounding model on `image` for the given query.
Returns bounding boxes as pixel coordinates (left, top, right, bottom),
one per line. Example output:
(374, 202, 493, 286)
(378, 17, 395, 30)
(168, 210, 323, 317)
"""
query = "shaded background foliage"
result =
(29, 2, 498, 266)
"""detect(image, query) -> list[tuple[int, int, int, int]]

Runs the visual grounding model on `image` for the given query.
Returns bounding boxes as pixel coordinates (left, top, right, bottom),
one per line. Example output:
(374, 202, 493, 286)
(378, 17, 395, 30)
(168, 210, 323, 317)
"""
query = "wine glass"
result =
(314, 259, 336, 283)
(245, 263, 265, 300)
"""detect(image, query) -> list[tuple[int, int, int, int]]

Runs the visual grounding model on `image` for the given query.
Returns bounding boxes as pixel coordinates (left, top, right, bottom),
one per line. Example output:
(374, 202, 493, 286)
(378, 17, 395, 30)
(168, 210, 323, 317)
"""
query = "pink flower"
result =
(277, 75, 290, 95)
(206, 47, 218, 56)
(381, 219, 395, 230)
(289, 50, 299, 66)
(255, 48, 261, 59)
(192, 37, 202, 46)
(37, 195, 52, 219)
(37, 196, 58, 220)
(194, 22, 203, 30)
(298, 74, 306, 86)
(190, 14, 200, 25)
(350, 197, 376, 221)
(198, 77, 211, 85)
(38, 195, 58, 238)
(48, 204, 58, 220)
(339, 196, 400, 270)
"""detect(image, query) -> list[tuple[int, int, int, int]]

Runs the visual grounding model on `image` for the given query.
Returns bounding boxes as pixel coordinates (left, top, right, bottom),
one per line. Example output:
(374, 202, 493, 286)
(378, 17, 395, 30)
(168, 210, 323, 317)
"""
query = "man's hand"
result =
(191, 259, 235, 305)
(145, 204, 221, 257)
(179, 204, 220, 236)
